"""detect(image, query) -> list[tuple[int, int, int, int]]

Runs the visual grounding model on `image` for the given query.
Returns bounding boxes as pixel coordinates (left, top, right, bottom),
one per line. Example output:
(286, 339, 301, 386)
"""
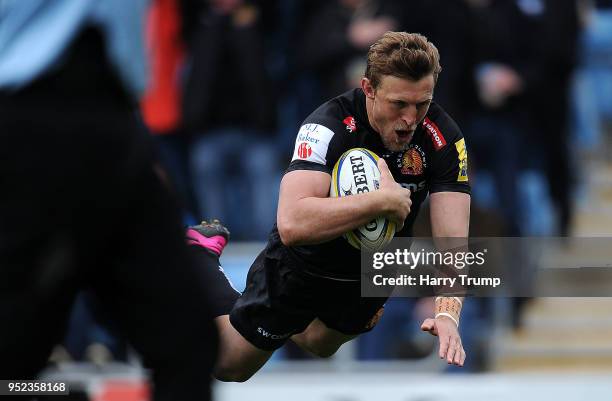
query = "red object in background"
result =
(141, 0, 185, 134)
(92, 379, 151, 401)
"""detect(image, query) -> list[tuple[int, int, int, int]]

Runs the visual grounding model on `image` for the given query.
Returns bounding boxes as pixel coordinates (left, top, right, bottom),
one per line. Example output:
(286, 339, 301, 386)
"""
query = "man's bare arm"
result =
(277, 159, 411, 246)
(421, 191, 470, 366)
(429, 191, 470, 237)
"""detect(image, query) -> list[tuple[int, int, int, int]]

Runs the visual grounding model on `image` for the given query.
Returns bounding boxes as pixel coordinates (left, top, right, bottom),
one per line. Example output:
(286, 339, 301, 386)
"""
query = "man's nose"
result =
(402, 105, 417, 127)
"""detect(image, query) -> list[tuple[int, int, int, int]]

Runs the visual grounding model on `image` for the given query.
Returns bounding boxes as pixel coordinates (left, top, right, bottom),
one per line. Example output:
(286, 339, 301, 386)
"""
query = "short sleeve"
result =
(426, 113, 471, 194)
(286, 122, 345, 174)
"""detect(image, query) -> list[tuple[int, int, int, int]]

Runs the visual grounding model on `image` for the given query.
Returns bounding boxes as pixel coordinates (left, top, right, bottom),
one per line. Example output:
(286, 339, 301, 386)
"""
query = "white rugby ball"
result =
(330, 148, 396, 251)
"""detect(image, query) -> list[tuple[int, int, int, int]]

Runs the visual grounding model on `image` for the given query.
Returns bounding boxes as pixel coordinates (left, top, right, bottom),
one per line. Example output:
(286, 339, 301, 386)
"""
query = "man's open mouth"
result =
(395, 129, 411, 139)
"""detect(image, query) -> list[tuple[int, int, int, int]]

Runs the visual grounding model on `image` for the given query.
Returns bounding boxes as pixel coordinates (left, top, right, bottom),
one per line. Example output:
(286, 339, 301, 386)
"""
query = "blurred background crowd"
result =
(141, 0, 611, 243)
(130, 0, 612, 244)
(140, 0, 612, 373)
(3, 0, 612, 396)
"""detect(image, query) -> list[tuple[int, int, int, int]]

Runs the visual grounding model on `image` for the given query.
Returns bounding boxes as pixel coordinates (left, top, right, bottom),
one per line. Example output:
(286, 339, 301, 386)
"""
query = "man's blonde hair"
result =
(365, 32, 442, 89)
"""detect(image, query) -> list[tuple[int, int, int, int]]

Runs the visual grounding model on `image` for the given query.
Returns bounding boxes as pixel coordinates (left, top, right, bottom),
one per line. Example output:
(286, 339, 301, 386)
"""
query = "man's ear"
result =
(361, 77, 375, 99)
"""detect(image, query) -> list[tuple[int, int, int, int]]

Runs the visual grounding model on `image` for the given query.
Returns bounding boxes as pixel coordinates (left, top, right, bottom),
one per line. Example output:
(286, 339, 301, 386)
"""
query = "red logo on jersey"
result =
(297, 142, 312, 159)
(423, 117, 446, 150)
(343, 116, 357, 133)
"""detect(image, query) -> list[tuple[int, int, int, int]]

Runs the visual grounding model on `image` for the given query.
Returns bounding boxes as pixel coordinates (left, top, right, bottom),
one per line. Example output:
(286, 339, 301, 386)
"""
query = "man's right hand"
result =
(377, 158, 411, 231)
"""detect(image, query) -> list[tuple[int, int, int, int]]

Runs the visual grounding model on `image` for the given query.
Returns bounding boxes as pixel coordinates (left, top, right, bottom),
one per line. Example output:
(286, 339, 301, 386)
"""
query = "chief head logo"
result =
(400, 148, 424, 175)
(343, 116, 357, 133)
(297, 142, 312, 159)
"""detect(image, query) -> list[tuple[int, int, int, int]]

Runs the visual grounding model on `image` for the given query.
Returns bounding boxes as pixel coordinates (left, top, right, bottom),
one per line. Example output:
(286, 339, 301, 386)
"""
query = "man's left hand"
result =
(420, 316, 465, 366)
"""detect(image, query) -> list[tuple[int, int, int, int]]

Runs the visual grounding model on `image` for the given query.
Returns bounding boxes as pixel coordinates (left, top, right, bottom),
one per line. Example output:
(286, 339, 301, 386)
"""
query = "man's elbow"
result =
(277, 218, 301, 247)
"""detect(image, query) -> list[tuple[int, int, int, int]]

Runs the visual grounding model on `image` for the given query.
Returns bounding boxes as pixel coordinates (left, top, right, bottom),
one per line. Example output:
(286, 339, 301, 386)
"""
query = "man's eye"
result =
(394, 101, 406, 107)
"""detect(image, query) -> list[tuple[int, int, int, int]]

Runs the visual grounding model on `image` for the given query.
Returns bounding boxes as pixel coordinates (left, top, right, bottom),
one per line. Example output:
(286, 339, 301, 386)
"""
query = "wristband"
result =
(434, 296, 462, 327)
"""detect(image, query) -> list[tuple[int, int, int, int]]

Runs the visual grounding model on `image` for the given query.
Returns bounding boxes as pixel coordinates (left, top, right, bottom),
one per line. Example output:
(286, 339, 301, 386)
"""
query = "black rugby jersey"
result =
(266, 88, 470, 279)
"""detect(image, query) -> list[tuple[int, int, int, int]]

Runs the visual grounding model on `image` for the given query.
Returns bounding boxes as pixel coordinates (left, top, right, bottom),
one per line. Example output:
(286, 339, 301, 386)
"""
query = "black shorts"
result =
(229, 246, 388, 351)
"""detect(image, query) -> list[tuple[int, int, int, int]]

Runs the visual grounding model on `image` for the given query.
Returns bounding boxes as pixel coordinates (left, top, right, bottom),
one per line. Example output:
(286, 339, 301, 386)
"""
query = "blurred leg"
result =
(152, 132, 200, 220)
(190, 133, 229, 222)
(63, 293, 97, 361)
(466, 116, 522, 235)
(93, 166, 218, 401)
(243, 138, 281, 240)
(0, 95, 84, 379)
(0, 235, 80, 378)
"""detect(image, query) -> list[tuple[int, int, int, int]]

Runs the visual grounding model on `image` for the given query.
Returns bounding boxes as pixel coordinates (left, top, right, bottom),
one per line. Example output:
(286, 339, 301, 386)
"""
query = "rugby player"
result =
(190, 32, 471, 382)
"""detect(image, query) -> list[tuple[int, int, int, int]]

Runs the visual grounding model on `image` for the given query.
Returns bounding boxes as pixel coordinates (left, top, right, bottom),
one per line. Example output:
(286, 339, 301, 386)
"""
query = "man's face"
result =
(362, 74, 435, 152)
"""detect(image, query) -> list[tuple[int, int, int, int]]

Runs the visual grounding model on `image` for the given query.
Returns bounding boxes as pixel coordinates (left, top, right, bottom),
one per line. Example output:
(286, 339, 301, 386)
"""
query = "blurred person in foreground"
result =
(0, 2, 217, 400)
(188, 32, 471, 382)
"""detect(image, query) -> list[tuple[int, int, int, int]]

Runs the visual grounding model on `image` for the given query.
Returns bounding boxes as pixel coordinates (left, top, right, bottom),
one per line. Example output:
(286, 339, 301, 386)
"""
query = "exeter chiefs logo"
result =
(398, 145, 426, 175)
(343, 116, 357, 133)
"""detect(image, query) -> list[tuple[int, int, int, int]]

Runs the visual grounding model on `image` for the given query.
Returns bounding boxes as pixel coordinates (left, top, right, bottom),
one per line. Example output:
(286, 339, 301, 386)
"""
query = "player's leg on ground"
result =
(291, 318, 357, 358)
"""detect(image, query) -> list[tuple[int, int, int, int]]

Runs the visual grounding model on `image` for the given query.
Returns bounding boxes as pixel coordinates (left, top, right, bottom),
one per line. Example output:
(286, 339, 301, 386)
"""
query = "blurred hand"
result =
(348, 17, 396, 49)
(420, 316, 466, 367)
(377, 158, 411, 231)
(477, 63, 524, 108)
(211, 0, 243, 15)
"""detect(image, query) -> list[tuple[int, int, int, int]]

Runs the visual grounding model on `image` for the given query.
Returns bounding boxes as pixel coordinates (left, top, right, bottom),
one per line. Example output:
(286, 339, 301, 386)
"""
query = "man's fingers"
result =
(420, 318, 437, 336)
(454, 347, 465, 367)
(454, 346, 465, 366)
(377, 158, 393, 180)
(420, 318, 434, 330)
(438, 336, 450, 359)
(426, 317, 466, 366)
(446, 338, 457, 364)
(448, 337, 463, 366)
(447, 339, 464, 366)
(453, 342, 461, 365)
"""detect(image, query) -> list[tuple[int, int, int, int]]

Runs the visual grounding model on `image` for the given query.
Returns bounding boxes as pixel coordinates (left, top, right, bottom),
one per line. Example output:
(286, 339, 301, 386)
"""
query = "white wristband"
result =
(435, 312, 459, 327)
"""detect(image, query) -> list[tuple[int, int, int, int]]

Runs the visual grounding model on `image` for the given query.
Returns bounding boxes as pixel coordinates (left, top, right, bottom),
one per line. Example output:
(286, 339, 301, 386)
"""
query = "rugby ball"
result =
(330, 148, 396, 251)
